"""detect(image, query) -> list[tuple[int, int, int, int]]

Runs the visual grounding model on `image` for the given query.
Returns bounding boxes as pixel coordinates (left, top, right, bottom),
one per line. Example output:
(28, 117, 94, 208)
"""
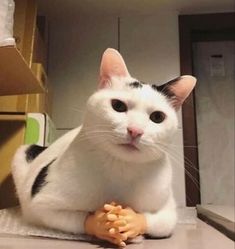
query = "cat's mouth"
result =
(118, 143, 140, 151)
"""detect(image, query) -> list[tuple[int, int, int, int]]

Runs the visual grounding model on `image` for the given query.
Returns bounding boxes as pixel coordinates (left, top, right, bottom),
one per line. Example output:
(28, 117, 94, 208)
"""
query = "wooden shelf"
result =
(0, 46, 45, 96)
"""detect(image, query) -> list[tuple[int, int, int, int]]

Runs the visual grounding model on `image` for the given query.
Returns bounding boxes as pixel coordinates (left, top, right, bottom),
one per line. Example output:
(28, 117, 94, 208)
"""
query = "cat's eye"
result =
(111, 99, 127, 112)
(150, 111, 166, 123)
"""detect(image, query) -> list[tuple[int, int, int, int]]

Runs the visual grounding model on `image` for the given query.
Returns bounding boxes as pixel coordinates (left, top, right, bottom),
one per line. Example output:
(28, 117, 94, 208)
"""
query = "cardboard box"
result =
(0, 93, 52, 117)
(28, 63, 50, 114)
(0, 94, 28, 112)
(13, 0, 37, 67)
(25, 113, 56, 146)
(0, 113, 55, 208)
(0, 114, 26, 208)
(0, 47, 45, 96)
(0, 63, 52, 115)
(0, 0, 48, 96)
(33, 26, 47, 71)
(36, 16, 49, 44)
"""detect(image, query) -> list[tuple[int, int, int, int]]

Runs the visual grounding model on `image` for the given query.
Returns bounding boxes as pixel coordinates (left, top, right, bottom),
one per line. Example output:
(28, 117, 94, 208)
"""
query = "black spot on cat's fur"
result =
(152, 77, 182, 99)
(151, 84, 159, 91)
(25, 145, 48, 162)
(31, 159, 56, 197)
(129, 81, 143, 88)
(164, 76, 182, 85)
(154, 84, 175, 98)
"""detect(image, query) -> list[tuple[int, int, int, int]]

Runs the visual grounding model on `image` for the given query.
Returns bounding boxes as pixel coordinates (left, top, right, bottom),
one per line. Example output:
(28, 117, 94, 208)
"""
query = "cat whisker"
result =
(160, 144, 200, 173)
(69, 106, 85, 113)
(157, 141, 198, 148)
(152, 141, 199, 173)
(140, 140, 200, 190)
(155, 143, 200, 179)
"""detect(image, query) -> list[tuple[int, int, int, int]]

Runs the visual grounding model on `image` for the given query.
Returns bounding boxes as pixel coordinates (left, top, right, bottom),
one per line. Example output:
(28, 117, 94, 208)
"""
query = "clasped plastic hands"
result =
(85, 202, 147, 247)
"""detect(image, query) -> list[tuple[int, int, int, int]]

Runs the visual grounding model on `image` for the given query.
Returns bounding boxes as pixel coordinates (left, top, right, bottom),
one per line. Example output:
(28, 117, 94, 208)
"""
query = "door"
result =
(179, 12, 235, 206)
(193, 41, 235, 206)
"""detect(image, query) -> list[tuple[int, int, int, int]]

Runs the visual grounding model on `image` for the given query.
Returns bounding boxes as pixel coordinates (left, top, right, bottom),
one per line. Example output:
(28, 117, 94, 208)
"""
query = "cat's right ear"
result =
(99, 48, 130, 89)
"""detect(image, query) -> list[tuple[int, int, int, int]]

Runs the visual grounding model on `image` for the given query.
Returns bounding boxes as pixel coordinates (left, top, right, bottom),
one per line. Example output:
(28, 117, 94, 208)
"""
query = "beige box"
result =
(0, 114, 26, 209)
(0, 63, 51, 115)
(13, 0, 37, 67)
(33, 27, 47, 71)
(0, 47, 45, 96)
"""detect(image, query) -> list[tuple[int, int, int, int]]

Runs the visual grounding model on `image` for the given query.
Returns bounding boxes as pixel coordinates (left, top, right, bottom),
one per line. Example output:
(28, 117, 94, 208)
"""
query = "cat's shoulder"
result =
(46, 126, 81, 153)
(14, 126, 81, 165)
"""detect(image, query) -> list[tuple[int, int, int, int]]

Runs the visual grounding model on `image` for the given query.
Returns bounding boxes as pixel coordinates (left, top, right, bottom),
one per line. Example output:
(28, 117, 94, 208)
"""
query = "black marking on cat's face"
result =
(129, 81, 143, 89)
(152, 77, 182, 99)
(154, 84, 175, 98)
(151, 84, 159, 91)
(31, 159, 56, 197)
(25, 145, 48, 163)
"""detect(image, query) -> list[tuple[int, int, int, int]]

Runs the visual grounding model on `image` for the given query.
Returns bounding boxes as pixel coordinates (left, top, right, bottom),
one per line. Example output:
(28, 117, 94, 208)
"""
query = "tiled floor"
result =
(0, 219, 234, 249)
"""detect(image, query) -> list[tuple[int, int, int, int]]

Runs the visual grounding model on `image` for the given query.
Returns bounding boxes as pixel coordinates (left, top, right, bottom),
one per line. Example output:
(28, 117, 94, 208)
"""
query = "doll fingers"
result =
(104, 204, 114, 211)
(118, 224, 131, 233)
(113, 219, 127, 227)
(120, 241, 127, 247)
(108, 228, 117, 235)
(99, 234, 124, 246)
(111, 232, 129, 242)
(105, 221, 111, 227)
(119, 208, 133, 215)
(95, 211, 105, 220)
(122, 230, 138, 239)
(103, 201, 117, 211)
(107, 213, 118, 221)
(110, 201, 117, 206)
(108, 228, 126, 241)
(118, 214, 132, 222)
(109, 206, 122, 214)
(104, 228, 127, 242)
(105, 219, 127, 230)
(104, 221, 115, 229)
(104, 204, 122, 213)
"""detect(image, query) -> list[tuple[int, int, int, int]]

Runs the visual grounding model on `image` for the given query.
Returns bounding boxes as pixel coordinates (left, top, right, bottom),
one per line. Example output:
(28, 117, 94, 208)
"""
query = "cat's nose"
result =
(127, 127, 144, 139)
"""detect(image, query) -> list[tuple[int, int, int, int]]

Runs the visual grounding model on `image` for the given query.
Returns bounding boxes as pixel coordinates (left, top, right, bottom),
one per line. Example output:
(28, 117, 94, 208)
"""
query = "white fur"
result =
(12, 75, 177, 238)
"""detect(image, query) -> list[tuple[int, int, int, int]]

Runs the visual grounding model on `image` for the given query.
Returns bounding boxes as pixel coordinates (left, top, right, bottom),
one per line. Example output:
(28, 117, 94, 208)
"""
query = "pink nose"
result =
(127, 127, 144, 139)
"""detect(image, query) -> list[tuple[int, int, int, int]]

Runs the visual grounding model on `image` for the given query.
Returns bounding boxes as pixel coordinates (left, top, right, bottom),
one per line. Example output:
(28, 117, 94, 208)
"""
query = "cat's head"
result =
(83, 48, 196, 163)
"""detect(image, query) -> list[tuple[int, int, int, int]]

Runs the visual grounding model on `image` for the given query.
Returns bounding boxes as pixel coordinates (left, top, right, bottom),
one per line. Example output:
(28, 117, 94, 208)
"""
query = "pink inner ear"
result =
(99, 48, 130, 88)
(170, 76, 197, 109)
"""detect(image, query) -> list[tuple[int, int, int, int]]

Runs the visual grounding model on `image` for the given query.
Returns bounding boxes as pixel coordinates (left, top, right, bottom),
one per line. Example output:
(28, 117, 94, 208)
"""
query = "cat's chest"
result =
(47, 154, 171, 212)
(58, 163, 137, 210)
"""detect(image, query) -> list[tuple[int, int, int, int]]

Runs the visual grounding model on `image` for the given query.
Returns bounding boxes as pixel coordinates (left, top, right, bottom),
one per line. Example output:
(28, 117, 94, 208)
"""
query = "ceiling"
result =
(38, 0, 235, 20)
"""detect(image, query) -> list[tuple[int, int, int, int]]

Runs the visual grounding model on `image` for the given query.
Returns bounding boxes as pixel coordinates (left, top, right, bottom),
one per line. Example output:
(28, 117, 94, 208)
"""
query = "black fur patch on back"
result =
(31, 159, 56, 197)
(25, 145, 48, 162)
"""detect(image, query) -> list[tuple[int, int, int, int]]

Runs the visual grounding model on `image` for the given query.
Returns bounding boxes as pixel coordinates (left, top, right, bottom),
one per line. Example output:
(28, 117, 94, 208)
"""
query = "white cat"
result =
(12, 48, 196, 243)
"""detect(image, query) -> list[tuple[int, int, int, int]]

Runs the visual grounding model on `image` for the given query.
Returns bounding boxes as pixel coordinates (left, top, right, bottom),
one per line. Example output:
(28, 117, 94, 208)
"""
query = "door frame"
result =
(179, 12, 235, 206)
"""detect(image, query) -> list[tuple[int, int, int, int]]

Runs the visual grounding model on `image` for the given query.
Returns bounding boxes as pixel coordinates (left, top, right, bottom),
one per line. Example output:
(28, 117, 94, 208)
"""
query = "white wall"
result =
(48, 12, 186, 206)
(49, 15, 118, 131)
(120, 13, 185, 206)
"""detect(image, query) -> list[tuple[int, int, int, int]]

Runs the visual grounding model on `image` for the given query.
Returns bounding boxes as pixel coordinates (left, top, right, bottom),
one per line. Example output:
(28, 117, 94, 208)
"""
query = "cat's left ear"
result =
(158, 75, 197, 110)
(99, 48, 130, 88)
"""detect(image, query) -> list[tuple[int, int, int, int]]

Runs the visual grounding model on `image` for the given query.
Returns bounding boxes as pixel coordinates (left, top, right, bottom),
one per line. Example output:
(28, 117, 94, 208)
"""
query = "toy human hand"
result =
(104, 204, 147, 242)
(84, 203, 126, 247)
